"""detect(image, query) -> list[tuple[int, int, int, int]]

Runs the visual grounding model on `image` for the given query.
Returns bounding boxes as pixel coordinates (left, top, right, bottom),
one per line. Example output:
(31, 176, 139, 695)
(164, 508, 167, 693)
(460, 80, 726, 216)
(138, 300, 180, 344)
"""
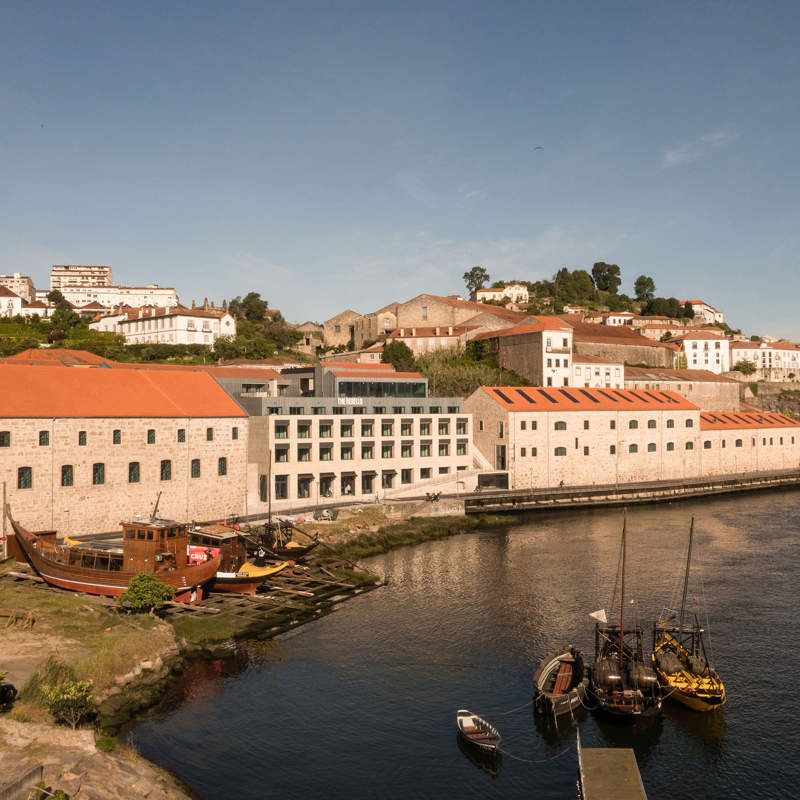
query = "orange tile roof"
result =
(731, 340, 800, 351)
(322, 361, 394, 370)
(477, 386, 699, 412)
(671, 331, 728, 342)
(699, 411, 800, 430)
(0, 365, 246, 418)
(473, 316, 573, 341)
(564, 320, 680, 350)
(331, 369, 424, 379)
(625, 366, 736, 384)
(0, 286, 21, 298)
(0, 349, 114, 367)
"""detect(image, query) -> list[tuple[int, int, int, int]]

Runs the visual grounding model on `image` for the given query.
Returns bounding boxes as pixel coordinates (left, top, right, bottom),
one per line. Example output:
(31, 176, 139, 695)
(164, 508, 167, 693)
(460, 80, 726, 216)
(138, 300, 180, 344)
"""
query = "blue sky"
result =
(2, 1, 799, 336)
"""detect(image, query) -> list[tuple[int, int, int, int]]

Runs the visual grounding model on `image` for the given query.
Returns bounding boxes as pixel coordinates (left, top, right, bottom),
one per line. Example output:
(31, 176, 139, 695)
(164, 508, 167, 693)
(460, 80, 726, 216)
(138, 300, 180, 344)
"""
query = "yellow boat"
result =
(652, 518, 725, 711)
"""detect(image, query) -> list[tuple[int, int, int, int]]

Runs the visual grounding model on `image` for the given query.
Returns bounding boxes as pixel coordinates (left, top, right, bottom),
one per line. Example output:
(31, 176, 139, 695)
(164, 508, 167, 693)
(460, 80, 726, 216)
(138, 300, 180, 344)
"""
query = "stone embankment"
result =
(741, 381, 800, 418)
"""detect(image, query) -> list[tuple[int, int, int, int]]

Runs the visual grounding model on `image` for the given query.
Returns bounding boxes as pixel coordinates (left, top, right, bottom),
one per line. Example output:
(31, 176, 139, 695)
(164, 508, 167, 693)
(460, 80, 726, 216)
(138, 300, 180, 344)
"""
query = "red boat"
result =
(6, 506, 219, 604)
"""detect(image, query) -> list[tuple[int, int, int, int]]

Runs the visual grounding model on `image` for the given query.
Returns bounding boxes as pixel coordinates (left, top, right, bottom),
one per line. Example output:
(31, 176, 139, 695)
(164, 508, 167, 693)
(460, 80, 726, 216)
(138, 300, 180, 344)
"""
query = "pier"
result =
(577, 733, 648, 800)
(465, 468, 800, 514)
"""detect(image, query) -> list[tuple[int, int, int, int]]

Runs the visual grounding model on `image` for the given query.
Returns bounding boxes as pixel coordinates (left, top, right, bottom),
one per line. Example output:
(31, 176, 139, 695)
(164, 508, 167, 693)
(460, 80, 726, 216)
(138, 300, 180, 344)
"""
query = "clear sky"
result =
(2, 1, 799, 337)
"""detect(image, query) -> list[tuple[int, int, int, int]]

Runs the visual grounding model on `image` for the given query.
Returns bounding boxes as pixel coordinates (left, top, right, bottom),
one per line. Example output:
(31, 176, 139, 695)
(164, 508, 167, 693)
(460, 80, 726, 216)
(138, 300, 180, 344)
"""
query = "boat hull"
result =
(667, 686, 726, 712)
(533, 648, 589, 720)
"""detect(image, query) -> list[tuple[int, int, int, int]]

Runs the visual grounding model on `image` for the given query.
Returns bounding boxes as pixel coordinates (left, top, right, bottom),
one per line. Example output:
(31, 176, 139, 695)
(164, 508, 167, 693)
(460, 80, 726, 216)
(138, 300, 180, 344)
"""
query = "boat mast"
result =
(619, 510, 626, 671)
(676, 517, 694, 655)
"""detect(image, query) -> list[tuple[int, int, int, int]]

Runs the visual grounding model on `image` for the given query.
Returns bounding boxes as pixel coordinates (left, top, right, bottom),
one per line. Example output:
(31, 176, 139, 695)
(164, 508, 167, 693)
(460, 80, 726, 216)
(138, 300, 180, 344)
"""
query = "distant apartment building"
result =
(730, 340, 800, 381)
(683, 300, 724, 325)
(572, 355, 624, 388)
(50, 264, 112, 290)
(0, 273, 35, 302)
(91, 306, 236, 346)
(0, 287, 23, 318)
(584, 311, 636, 326)
(464, 386, 800, 489)
(59, 284, 178, 309)
(672, 332, 730, 374)
(474, 283, 529, 306)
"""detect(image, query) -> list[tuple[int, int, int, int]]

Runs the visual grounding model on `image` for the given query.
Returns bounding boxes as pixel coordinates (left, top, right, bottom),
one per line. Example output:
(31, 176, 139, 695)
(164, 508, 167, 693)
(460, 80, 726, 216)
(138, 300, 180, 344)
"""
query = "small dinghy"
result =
(533, 645, 589, 721)
(456, 709, 501, 752)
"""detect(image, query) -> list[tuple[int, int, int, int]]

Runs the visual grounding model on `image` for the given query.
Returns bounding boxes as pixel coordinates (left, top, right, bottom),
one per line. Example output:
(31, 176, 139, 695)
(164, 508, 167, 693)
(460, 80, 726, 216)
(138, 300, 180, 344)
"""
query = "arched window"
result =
(554, 421, 567, 431)
(629, 420, 638, 429)
(647, 419, 656, 429)
(628, 443, 638, 453)
(686, 419, 694, 428)
(703, 440, 712, 449)
(685, 441, 694, 450)
(666, 419, 675, 429)
(735, 439, 743, 448)
(554, 446, 567, 456)
(666, 442, 675, 451)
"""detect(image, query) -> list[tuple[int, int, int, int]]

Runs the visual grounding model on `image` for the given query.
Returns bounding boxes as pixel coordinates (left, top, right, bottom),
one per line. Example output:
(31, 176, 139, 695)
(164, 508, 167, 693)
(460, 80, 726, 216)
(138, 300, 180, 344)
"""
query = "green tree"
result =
(381, 340, 417, 372)
(591, 262, 622, 293)
(750, 335, 761, 342)
(682, 302, 695, 318)
(118, 572, 175, 611)
(733, 359, 757, 375)
(463, 266, 490, 296)
(47, 289, 65, 305)
(241, 292, 268, 322)
(42, 680, 94, 729)
(633, 275, 656, 301)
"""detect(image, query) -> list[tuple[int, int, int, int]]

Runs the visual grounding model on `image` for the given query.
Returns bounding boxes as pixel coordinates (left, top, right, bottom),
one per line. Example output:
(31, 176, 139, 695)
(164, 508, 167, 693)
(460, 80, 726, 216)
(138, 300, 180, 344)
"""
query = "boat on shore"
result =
(533, 645, 589, 721)
(456, 709, 501, 753)
(589, 512, 662, 721)
(261, 519, 319, 561)
(6, 505, 219, 604)
(652, 518, 725, 711)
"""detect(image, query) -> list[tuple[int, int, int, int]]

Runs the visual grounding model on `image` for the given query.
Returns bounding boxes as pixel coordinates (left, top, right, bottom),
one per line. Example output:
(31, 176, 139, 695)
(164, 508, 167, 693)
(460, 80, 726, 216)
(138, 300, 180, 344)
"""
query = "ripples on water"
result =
(130, 492, 800, 799)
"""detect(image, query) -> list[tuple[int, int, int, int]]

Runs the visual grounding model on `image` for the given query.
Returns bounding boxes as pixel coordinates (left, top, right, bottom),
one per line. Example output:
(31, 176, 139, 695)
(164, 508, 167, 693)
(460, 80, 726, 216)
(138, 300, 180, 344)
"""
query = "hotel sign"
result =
(337, 397, 364, 406)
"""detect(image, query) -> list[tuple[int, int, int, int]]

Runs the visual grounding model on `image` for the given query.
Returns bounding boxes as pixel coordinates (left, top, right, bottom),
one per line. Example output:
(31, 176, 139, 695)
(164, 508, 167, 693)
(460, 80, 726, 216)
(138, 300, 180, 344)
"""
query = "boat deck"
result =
(579, 747, 647, 800)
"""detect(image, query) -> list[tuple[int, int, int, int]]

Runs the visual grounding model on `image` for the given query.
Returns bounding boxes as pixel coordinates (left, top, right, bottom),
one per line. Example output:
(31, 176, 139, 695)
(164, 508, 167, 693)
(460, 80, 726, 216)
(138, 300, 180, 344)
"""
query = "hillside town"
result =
(1, 262, 799, 532)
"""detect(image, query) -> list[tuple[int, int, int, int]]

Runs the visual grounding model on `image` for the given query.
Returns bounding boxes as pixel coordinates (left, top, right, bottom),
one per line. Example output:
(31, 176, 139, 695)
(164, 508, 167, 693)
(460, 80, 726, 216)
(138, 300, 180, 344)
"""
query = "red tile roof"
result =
(0, 349, 113, 367)
(564, 320, 680, 351)
(699, 411, 800, 430)
(331, 369, 424, 379)
(421, 294, 526, 323)
(385, 326, 477, 338)
(0, 365, 246, 418)
(472, 316, 573, 341)
(572, 354, 619, 365)
(477, 385, 698, 412)
(0, 286, 21, 298)
(625, 366, 737, 384)
(671, 331, 728, 342)
(731, 340, 800, 351)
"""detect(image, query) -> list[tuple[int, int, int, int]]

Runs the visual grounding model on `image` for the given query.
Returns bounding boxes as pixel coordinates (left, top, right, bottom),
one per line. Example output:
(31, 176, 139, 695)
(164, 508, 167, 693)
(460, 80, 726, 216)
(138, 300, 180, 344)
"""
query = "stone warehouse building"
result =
(464, 386, 800, 490)
(0, 365, 248, 536)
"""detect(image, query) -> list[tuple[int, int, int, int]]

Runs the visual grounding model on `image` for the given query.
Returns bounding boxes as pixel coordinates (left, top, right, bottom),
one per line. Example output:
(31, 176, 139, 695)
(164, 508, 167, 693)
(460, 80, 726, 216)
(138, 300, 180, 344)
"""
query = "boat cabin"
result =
(188, 524, 248, 572)
(121, 519, 188, 572)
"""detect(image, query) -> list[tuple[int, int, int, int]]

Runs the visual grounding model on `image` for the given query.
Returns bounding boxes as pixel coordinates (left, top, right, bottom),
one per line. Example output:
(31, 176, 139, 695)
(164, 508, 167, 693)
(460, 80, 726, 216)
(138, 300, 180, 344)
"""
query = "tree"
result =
(47, 289, 65, 305)
(241, 292, 268, 322)
(463, 266, 490, 296)
(381, 340, 416, 372)
(118, 572, 175, 611)
(660, 332, 672, 342)
(733, 359, 757, 375)
(633, 275, 655, 301)
(682, 302, 695, 319)
(42, 680, 94, 729)
(750, 335, 761, 342)
(591, 262, 622, 293)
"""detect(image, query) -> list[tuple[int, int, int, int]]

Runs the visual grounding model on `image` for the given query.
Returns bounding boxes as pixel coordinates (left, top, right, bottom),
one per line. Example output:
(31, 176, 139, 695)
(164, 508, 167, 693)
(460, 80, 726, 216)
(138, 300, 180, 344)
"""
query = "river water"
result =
(129, 491, 799, 799)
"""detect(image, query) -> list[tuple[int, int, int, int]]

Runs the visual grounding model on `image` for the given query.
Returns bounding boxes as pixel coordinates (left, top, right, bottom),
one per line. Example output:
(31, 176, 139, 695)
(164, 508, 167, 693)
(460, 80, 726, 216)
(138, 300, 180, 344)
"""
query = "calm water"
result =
(129, 491, 800, 799)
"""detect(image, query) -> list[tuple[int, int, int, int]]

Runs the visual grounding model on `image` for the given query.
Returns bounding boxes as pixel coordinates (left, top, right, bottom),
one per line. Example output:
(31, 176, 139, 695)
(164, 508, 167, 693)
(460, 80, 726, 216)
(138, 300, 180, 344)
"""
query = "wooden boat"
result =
(189, 523, 290, 594)
(456, 709, 501, 752)
(652, 518, 726, 711)
(456, 732, 502, 777)
(533, 645, 589, 720)
(261, 519, 319, 561)
(6, 505, 219, 604)
(589, 513, 662, 720)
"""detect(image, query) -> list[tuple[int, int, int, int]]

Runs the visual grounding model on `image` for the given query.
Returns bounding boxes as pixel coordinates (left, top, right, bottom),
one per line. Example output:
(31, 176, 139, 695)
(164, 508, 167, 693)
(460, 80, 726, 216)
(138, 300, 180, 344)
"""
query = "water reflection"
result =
(456, 735, 503, 778)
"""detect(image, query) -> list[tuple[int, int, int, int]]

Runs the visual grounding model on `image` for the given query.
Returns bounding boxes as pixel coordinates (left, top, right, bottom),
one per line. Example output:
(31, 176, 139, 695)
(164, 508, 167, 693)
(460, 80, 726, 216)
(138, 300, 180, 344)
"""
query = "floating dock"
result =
(577, 733, 647, 800)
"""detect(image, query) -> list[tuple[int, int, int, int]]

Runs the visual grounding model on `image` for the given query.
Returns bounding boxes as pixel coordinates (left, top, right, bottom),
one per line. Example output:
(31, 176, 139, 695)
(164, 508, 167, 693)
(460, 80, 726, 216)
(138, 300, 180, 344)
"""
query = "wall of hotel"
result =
(245, 412, 472, 512)
(0, 417, 247, 536)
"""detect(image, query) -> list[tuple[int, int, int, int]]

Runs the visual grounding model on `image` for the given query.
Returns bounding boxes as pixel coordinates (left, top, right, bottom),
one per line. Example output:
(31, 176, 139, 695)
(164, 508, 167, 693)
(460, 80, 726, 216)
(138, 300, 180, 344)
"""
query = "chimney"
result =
(434, 327, 440, 336)
(411, 327, 416, 336)
(400, 328, 404, 336)
(448, 326, 453, 335)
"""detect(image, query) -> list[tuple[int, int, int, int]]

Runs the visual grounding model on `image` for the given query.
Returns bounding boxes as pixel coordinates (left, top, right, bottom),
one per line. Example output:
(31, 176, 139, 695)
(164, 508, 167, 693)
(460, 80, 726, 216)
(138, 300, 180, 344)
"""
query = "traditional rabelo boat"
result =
(456, 709, 501, 753)
(6, 505, 219, 604)
(533, 645, 589, 722)
(589, 513, 662, 720)
(261, 519, 319, 561)
(188, 523, 290, 595)
(652, 518, 726, 711)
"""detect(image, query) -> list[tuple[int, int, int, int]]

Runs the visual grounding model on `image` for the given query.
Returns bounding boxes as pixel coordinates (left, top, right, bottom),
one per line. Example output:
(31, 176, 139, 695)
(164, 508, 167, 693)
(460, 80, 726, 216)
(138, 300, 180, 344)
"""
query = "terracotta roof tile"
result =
(478, 386, 698, 412)
(625, 366, 736, 384)
(700, 411, 800, 430)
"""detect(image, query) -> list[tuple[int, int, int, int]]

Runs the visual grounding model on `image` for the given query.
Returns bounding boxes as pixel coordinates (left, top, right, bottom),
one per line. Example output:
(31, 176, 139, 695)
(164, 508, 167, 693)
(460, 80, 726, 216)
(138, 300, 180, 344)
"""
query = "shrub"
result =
(96, 734, 117, 752)
(42, 680, 94, 729)
(118, 572, 175, 612)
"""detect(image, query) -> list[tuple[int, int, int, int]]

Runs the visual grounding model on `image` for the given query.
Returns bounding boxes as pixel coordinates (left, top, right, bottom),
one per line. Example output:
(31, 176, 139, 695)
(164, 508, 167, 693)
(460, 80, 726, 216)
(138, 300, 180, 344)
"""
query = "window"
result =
(647, 443, 657, 452)
(704, 440, 712, 449)
(438, 421, 449, 435)
(206, 427, 214, 441)
(439, 442, 449, 456)
(275, 423, 289, 439)
(147, 429, 155, 444)
(401, 443, 413, 458)
(401, 469, 412, 484)
(584, 446, 590, 455)
(666, 419, 675, 429)
(401, 421, 413, 436)
(382, 471, 395, 489)
(666, 442, 675, 451)
(39, 430, 49, 446)
(554, 447, 567, 456)
(191, 459, 201, 478)
(341, 445, 353, 460)
(498, 421, 504, 437)
(420, 421, 431, 435)
(289, 407, 304, 415)
(609, 445, 616, 455)
(274, 475, 288, 499)
(0, 431, 9, 447)
(629, 444, 638, 453)
(17, 467, 32, 489)
(610, 420, 616, 430)
(583, 420, 589, 430)
(93, 463, 105, 485)
(61, 465, 73, 487)
(340, 422, 353, 438)
(298, 446, 311, 462)
(361, 422, 374, 437)
(685, 441, 694, 450)
(457, 440, 467, 456)
(218, 457, 227, 476)
(647, 420, 656, 429)
(382, 443, 393, 458)
(297, 477, 312, 498)
(320, 445, 333, 461)
(177, 428, 186, 442)
(232, 426, 239, 440)
(629, 420, 638, 429)
(382, 421, 393, 437)
(686, 419, 694, 428)
(554, 421, 567, 431)
(420, 443, 431, 457)
(521, 447, 527, 457)
(420, 468, 431, 479)
(531, 420, 537, 431)
(341, 474, 355, 495)
(521, 421, 527, 431)
(438, 466, 450, 475)
(362, 473, 375, 493)
(477, 421, 483, 432)
(79, 430, 87, 446)
(160, 459, 172, 480)
(735, 439, 743, 448)
(127, 461, 140, 483)
(456, 420, 467, 435)
(112, 429, 122, 444)
(361, 443, 374, 459)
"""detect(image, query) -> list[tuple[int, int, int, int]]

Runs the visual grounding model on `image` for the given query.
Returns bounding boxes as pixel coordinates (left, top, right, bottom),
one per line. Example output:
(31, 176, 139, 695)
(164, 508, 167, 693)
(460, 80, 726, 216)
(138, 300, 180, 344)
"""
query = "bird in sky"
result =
(534, 146, 544, 150)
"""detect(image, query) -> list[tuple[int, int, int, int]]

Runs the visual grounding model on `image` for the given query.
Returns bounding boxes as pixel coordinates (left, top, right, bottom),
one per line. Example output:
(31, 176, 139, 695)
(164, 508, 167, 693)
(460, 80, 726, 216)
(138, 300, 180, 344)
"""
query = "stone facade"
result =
(322, 310, 362, 348)
(0, 416, 248, 536)
(625, 367, 741, 411)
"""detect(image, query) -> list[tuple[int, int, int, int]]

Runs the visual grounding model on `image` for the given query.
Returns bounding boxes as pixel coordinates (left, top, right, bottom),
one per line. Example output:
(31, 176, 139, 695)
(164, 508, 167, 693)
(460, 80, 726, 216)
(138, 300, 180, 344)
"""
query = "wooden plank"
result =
(263, 584, 315, 598)
(580, 748, 647, 800)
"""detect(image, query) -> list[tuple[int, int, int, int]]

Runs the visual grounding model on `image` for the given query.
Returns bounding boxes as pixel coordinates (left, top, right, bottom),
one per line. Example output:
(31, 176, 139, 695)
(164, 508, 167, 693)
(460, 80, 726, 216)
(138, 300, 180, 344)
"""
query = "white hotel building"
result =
(91, 306, 236, 346)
